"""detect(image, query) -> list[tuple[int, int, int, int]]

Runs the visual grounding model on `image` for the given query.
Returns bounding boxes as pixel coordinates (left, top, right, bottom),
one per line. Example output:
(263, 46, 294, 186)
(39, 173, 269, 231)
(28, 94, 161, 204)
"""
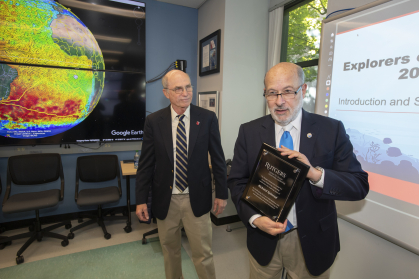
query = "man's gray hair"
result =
(162, 69, 184, 88)
(296, 64, 305, 85)
(162, 74, 169, 89)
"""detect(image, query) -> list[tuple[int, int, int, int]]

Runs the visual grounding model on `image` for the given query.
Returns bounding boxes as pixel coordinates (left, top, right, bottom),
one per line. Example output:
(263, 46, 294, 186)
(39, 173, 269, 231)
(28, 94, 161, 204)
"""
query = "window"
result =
(280, 0, 328, 113)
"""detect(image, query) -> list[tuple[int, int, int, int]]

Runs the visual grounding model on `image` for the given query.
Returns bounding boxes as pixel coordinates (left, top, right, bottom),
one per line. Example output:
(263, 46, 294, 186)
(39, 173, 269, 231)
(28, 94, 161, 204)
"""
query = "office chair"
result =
(142, 219, 158, 244)
(140, 188, 184, 244)
(0, 176, 12, 250)
(141, 186, 158, 244)
(0, 153, 70, 264)
(68, 155, 129, 240)
(142, 220, 186, 244)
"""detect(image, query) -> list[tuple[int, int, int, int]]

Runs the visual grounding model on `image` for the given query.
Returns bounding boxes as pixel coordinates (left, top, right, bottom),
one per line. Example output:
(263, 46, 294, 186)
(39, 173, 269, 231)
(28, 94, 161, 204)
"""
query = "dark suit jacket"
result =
(228, 110, 369, 276)
(136, 104, 228, 220)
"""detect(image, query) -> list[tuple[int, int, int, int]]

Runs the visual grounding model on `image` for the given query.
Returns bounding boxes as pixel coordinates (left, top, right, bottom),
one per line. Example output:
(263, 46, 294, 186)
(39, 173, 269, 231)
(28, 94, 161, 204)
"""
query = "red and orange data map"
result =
(0, 0, 104, 139)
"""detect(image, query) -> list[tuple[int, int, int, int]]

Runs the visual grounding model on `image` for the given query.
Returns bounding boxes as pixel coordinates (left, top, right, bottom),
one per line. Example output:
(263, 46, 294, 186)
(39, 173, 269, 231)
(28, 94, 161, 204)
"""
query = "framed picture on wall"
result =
(199, 29, 221, 76)
(198, 91, 219, 118)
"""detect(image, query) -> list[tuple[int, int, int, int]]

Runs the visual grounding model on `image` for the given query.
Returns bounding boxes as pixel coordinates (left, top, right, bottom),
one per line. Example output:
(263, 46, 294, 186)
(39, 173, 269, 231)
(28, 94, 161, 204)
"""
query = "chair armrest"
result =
(3, 165, 12, 207)
(75, 166, 79, 202)
(59, 159, 65, 201)
(116, 160, 122, 197)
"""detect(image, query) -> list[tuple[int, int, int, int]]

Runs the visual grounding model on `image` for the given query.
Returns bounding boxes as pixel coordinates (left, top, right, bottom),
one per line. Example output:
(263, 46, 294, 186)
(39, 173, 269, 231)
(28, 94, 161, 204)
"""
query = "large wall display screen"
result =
(0, 65, 145, 145)
(0, 0, 146, 145)
(57, 0, 146, 72)
(316, 0, 419, 254)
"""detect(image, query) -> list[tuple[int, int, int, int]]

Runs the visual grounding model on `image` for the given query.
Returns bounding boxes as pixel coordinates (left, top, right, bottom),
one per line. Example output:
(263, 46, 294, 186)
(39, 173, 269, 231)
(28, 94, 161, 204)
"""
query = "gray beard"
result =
(269, 98, 303, 126)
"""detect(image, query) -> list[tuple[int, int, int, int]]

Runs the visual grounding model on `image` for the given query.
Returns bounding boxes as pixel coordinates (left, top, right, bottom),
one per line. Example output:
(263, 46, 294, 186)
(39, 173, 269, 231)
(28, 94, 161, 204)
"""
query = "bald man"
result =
(135, 70, 228, 279)
(228, 62, 369, 278)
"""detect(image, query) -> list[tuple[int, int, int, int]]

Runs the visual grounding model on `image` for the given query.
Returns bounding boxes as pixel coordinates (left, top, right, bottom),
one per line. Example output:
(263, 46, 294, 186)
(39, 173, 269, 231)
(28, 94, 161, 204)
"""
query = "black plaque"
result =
(241, 143, 310, 223)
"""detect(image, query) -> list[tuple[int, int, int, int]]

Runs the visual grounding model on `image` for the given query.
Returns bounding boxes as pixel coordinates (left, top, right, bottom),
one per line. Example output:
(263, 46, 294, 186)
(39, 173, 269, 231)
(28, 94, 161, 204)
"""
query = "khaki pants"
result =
(249, 230, 330, 279)
(157, 194, 215, 279)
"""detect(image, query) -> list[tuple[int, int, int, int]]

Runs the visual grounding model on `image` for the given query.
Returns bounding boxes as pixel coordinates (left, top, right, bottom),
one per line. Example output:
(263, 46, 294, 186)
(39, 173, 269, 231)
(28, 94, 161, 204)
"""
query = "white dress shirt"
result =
(171, 105, 190, 194)
(249, 110, 325, 228)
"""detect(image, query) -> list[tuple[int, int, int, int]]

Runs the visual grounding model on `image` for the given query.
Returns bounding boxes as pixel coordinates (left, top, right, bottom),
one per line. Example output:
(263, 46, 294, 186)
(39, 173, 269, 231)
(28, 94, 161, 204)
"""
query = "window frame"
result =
(280, 0, 324, 68)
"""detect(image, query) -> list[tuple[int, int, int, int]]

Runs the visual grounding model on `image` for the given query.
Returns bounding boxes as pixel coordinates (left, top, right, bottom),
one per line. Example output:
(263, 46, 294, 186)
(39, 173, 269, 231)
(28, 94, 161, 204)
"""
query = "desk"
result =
(120, 161, 136, 229)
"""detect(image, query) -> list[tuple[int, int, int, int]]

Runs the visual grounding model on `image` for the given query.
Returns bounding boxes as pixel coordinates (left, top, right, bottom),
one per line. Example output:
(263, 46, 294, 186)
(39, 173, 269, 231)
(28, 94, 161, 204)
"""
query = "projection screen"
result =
(316, 0, 419, 255)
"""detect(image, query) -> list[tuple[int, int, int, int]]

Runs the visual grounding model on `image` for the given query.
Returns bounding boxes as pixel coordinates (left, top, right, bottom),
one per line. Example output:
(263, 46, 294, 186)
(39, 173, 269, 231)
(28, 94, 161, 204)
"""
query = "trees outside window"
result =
(281, 0, 328, 113)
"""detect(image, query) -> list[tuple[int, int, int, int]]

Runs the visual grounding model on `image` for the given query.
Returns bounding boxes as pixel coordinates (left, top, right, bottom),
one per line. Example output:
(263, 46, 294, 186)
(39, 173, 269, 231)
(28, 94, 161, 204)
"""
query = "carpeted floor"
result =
(0, 238, 198, 279)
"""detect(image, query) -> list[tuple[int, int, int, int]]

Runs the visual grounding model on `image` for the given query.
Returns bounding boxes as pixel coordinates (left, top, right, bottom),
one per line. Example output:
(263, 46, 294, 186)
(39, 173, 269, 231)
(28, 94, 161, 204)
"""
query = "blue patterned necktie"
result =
(279, 130, 294, 232)
(175, 115, 188, 192)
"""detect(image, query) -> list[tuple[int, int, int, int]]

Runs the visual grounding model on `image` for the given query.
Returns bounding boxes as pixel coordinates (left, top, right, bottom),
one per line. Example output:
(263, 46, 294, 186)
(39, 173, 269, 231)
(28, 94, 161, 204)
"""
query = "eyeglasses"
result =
(165, 85, 193, 94)
(263, 85, 303, 101)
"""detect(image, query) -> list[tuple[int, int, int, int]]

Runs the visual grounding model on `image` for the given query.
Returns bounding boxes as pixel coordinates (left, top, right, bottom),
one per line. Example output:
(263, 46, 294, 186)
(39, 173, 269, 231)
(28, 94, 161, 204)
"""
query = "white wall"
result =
(197, 0, 225, 95)
(198, 0, 269, 218)
(197, 0, 225, 144)
(198, 0, 269, 160)
(221, 0, 269, 160)
(328, 0, 419, 278)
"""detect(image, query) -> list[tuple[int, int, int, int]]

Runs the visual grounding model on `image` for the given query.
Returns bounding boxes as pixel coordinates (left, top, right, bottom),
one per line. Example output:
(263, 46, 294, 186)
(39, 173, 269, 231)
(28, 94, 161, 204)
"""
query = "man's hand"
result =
(213, 198, 227, 216)
(253, 216, 287, 236)
(277, 146, 322, 182)
(136, 204, 149, 222)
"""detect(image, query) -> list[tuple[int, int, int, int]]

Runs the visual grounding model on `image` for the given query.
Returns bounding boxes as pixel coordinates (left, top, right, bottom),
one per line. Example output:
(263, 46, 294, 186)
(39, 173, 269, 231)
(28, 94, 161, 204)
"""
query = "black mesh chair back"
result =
(77, 155, 119, 183)
(4, 153, 65, 207)
(8, 153, 63, 185)
(0, 175, 11, 250)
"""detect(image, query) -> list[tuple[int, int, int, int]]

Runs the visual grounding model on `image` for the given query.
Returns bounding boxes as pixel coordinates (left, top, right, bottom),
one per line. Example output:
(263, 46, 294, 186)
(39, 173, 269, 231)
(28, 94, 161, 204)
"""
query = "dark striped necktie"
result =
(175, 114, 188, 192)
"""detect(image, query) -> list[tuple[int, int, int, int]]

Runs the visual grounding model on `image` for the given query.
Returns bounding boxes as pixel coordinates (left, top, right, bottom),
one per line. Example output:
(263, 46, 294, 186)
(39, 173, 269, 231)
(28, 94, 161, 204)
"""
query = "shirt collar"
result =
(171, 105, 190, 122)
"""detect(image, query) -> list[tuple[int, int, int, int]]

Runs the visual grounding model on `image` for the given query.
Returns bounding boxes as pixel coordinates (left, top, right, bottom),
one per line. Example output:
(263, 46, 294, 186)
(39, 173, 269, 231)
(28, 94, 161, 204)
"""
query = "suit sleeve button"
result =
(172, 170, 173, 173)
(170, 186, 172, 189)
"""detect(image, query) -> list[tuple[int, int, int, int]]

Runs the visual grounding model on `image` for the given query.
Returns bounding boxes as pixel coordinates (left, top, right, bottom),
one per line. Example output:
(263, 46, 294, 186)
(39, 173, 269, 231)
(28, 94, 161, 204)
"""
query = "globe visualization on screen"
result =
(0, 0, 105, 139)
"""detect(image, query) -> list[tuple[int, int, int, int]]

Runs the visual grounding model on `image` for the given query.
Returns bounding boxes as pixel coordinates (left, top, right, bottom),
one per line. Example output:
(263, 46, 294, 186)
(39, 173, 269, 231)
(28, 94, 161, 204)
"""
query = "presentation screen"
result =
(316, 0, 419, 254)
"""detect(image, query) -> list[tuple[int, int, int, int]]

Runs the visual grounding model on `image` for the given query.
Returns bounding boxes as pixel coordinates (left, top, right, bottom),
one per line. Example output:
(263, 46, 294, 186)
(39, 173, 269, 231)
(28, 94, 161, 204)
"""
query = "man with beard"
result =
(228, 62, 369, 278)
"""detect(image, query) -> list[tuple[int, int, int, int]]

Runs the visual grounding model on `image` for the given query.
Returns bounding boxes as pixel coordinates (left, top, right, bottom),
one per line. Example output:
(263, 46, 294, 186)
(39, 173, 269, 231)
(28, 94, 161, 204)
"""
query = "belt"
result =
(278, 227, 297, 239)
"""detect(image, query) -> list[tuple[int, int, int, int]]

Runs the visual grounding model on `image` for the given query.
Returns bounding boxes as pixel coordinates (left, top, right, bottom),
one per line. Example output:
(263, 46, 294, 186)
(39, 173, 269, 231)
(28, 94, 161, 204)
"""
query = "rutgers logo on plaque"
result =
(241, 143, 309, 223)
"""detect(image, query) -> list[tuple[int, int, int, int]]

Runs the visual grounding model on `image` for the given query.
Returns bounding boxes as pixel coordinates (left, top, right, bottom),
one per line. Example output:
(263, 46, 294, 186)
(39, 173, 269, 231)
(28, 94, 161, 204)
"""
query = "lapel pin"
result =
(307, 133, 312, 138)
(196, 121, 200, 125)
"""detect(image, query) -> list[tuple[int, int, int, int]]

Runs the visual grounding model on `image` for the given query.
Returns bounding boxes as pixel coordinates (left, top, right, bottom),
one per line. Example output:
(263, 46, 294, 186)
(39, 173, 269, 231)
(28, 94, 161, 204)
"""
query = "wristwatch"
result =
(310, 166, 324, 184)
